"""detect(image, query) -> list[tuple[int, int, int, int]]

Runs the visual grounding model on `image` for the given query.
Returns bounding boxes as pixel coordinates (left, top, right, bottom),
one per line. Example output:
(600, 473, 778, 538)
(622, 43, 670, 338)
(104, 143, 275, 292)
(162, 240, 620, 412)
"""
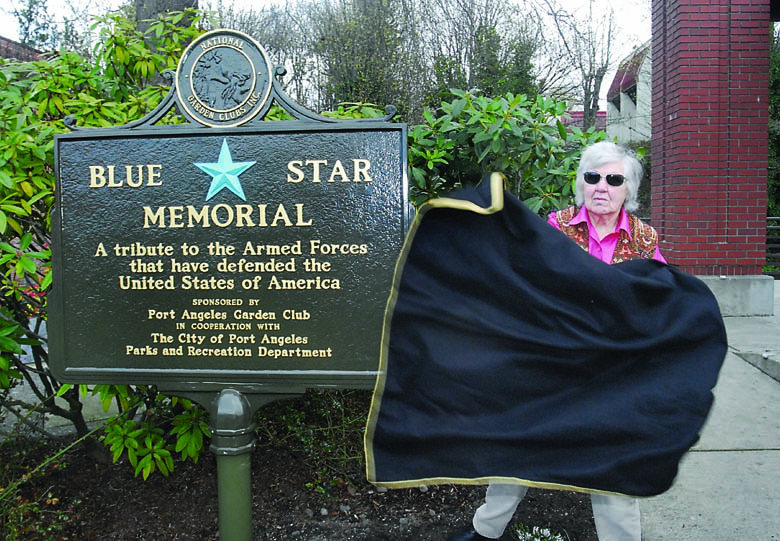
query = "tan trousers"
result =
(472, 482, 641, 540)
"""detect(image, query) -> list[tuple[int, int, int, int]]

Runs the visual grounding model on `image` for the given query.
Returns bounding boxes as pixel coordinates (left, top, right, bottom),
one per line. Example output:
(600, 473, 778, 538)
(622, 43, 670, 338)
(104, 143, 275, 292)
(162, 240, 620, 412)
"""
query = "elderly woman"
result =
(449, 141, 664, 541)
(548, 141, 665, 265)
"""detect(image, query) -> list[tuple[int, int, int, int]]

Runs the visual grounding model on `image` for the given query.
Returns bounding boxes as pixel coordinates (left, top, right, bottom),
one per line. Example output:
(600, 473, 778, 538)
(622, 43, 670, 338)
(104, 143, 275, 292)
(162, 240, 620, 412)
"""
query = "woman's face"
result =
(583, 161, 628, 218)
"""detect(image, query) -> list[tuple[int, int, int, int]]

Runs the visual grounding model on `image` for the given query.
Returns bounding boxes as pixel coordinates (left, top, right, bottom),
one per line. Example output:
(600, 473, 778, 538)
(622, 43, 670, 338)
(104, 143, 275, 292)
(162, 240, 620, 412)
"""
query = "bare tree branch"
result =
(532, 0, 616, 128)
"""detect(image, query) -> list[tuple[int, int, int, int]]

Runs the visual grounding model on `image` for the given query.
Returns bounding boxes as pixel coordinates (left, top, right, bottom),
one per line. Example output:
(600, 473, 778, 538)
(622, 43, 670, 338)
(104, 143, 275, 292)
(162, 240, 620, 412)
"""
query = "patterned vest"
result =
(554, 206, 659, 263)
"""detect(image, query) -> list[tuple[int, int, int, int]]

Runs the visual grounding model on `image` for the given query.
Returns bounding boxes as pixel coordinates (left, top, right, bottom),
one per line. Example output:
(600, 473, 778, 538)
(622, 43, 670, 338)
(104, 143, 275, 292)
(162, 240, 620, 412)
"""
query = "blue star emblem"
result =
(194, 139, 256, 201)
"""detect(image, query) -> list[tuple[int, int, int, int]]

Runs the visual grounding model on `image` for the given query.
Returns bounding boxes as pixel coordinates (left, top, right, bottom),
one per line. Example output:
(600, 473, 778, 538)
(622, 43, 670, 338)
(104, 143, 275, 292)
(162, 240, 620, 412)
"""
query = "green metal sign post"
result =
(49, 29, 409, 540)
(208, 390, 288, 541)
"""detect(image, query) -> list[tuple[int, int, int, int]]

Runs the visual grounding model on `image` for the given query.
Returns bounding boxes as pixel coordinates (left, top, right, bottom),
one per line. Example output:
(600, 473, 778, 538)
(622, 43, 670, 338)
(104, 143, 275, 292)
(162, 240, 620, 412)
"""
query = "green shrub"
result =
(0, 9, 209, 472)
(408, 89, 606, 212)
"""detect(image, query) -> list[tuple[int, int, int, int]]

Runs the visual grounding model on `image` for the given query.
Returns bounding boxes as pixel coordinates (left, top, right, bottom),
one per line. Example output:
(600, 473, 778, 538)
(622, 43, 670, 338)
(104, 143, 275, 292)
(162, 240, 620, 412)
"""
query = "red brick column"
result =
(651, 0, 769, 275)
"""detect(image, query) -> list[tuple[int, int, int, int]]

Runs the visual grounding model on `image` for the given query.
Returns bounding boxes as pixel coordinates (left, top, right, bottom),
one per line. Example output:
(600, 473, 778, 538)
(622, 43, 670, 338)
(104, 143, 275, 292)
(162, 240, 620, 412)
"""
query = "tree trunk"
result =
(135, 0, 199, 35)
(56, 387, 112, 464)
(135, 0, 198, 86)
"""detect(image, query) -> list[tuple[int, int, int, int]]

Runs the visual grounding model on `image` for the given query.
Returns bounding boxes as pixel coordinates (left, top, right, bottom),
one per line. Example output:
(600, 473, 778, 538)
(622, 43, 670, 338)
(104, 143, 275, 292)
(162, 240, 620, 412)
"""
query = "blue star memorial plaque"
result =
(49, 29, 409, 392)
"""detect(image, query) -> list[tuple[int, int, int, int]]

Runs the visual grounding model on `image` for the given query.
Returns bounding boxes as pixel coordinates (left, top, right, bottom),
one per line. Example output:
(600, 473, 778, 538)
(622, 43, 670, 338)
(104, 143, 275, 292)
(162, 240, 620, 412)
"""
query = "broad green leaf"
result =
(557, 119, 567, 140)
(0, 171, 12, 188)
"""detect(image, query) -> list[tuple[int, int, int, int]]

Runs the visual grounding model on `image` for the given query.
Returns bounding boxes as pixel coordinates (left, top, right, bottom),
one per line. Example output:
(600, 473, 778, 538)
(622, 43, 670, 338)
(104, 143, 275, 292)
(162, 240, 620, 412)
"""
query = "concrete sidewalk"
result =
(640, 286, 780, 540)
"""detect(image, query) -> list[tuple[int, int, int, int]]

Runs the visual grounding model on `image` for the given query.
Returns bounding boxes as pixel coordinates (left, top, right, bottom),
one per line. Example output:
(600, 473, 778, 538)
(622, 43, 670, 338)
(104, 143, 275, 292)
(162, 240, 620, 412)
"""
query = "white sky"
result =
(0, 0, 650, 107)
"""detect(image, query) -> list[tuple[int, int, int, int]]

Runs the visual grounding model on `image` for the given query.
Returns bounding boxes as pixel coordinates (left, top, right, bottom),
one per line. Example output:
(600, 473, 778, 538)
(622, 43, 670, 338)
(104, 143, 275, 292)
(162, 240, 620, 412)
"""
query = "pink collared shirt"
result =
(547, 206, 666, 264)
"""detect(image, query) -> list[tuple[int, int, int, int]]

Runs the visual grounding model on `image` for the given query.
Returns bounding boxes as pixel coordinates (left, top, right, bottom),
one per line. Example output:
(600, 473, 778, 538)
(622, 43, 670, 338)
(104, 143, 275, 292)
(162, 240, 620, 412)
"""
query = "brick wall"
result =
(651, 0, 769, 275)
(0, 36, 43, 61)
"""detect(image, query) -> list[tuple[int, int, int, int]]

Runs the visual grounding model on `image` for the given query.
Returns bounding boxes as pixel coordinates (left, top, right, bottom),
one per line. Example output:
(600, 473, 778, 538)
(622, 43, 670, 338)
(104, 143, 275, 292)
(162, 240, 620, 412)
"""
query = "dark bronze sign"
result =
(49, 30, 409, 392)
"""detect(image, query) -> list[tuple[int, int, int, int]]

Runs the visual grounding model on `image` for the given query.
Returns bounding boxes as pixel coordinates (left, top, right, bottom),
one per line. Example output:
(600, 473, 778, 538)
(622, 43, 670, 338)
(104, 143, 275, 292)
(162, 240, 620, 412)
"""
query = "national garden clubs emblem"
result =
(176, 29, 273, 128)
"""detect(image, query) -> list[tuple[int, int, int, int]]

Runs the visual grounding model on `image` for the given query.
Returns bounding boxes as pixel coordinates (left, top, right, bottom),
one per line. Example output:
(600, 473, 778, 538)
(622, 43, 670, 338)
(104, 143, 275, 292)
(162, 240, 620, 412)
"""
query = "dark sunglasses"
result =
(583, 171, 625, 187)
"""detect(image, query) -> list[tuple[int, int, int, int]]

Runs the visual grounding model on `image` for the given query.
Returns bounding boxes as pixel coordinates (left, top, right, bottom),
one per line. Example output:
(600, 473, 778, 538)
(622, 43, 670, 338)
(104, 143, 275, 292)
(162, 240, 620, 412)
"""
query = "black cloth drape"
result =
(364, 174, 727, 497)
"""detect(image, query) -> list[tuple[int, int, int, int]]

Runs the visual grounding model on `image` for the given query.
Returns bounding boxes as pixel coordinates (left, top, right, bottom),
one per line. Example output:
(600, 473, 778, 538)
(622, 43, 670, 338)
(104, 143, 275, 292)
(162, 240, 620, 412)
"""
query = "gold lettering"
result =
(168, 206, 185, 228)
(187, 205, 209, 228)
(211, 204, 234, 227)
(295, 204, 312, 226)
(107, 165, 122, 187)
(147, 164, 163, 186)
(270, 204, 292, 227)
(235, 205, 255, 226)
(287, 161, 304, 183)
(328, 160, 349, 183)
(267, 275, 341, 290)
(200, 37, 245, 51)
(257, 204, 268, 226)
(305, 160, 327, 183)
(354, 159, 372, 182)
(143, 204, 310, 228)
(126, 165, 143, 188)
(144, 206, 166, 228)
(89, 164, 163, 188)
(89, 166, 106, 187)
(242, 240, 302, 256)
(284, 159, 372, 183)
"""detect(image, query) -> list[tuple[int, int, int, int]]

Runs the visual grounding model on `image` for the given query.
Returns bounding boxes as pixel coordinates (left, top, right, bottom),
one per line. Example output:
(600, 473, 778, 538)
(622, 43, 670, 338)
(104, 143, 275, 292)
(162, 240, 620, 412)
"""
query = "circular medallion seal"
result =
(176, 29, 273, 128)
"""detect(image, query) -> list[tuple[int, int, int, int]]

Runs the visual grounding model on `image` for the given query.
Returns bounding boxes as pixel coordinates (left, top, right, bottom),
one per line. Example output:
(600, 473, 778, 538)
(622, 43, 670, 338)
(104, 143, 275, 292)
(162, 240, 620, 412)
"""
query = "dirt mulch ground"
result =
(2, 396, 598, 541)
